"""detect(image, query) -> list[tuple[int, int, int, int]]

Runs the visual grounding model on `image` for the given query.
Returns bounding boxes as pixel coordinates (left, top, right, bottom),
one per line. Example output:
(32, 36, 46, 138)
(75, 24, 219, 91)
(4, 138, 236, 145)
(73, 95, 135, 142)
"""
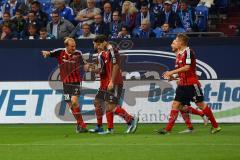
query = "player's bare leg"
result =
(70, 96, 87, 133)
(196, 102, 221, 134)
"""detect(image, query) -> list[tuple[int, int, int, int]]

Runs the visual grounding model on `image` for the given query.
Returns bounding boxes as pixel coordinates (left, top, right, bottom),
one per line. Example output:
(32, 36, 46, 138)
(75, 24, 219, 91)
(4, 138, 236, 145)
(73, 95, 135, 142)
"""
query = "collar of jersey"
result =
(178, 47, 189, 55)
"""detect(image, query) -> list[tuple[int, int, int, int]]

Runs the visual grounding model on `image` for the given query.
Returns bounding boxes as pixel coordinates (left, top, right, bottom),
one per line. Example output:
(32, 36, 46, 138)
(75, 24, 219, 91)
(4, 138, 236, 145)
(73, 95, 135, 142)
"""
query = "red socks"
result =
(106, 111, 114, 129)
(71, 106, 86, 128)
(202, 106, 218, 128)
(114, 106, 133, 124)
(166, 109, 179, 131)
(95, 105, 103, 127)
(185, 106, 204, 117)
(180, 110, 193, 129)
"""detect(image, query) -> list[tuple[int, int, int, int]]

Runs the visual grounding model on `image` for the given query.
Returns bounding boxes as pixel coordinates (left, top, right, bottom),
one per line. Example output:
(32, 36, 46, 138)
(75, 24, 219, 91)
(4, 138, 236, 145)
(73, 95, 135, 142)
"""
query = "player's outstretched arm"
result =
(41, 51, 51, 58)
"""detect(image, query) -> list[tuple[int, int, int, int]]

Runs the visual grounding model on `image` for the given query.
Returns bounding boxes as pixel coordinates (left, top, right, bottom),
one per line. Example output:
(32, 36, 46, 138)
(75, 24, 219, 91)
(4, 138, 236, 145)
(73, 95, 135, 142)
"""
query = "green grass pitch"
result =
(0, 124, 239, 160)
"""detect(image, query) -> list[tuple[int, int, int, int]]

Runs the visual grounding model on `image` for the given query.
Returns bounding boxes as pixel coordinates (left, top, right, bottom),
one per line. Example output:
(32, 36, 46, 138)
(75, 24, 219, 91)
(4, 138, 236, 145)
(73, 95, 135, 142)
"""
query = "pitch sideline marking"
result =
(0, 143, 239, 146)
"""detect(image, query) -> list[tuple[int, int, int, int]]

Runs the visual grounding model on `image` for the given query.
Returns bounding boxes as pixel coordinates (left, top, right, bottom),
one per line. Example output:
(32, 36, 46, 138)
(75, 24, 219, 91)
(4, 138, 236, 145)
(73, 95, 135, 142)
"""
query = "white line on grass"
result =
(0, 144, 240, 146)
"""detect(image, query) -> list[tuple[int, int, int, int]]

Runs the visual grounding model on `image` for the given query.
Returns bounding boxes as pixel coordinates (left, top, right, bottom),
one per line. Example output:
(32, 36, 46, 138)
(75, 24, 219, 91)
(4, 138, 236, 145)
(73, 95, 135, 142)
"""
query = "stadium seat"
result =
(172, 27, 186, 33)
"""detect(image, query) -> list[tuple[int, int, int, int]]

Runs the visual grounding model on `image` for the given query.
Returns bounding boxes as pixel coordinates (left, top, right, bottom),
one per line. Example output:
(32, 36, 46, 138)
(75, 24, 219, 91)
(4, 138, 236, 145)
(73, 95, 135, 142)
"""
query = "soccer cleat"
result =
(76, 125, 88, 133)
(88, 126, 104, 133)
(125, 116, 139, 134)
(178, 128, 194, 134)
(156, 128, 170, 135)
(202, 115, 208, 126)
(98, 129, 114, 135)
(211, 127, 222, 134)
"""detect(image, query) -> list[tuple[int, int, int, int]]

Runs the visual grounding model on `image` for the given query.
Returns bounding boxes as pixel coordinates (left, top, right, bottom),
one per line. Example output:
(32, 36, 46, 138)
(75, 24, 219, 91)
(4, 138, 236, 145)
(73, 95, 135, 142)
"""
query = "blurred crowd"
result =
(0, 0, 229, 40)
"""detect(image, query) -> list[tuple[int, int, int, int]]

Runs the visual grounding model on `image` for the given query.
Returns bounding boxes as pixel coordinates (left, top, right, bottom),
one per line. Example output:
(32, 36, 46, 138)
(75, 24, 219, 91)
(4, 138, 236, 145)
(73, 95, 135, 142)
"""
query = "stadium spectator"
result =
(171, 0, 180, 12)
(23, 11, 43, 35)
(0, 12, 16, 30)
(53, 0, 75, 24)
(69, 22, 83, 38)
(109, 10, 123, 38)
(77, 23, 96, 39)
(75, 0, 101, 25)
(185, 0, 200, 7)
(134, 19, 156, 38)
(135, 2, 156, 28)
(69, 0, 87, 16)
(177, 0, 197, 32)
(11, 9, 26, 33)
(90, 14, 109, 36)
(0, 23, 18, 40)
(18, 0, 34, 16)
(102, 2, 112, 24)
(39, 27, 55, 40)
(21, 23, 39, 39)
(154, 23, 175, 38)
(47, 10, 75, 39)
(157, 0, 181, 28)
(1, 0, 22, 18)
(135, 0, 152, 10)
(195, 1, 209, 32)
(30, 1, 49, 27)
(151, 0, 164, 15)
(121, 1, 138, 31)
(117, 25, 131, 38)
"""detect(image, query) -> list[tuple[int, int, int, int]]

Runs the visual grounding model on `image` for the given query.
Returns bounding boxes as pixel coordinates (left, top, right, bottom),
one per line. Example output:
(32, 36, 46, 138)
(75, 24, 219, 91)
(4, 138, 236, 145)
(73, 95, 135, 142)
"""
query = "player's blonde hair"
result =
(176, 34, 189, 46)
(64, 37, 75, 46)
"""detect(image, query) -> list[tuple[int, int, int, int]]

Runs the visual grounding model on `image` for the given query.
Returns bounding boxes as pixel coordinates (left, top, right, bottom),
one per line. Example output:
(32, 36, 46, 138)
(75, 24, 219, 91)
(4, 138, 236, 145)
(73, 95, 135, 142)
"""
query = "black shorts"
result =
(174, 84, 204, 106)
(95, 85, 123, 104)
(63, 82, 81, 102)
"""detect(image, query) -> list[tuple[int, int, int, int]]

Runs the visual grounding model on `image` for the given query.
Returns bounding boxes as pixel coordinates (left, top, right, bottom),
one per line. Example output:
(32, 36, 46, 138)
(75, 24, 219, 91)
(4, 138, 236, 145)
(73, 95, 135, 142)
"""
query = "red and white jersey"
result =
(50, 48, 84, 83)
(97, 45, 123, 90)
(175, 47, 200, 86)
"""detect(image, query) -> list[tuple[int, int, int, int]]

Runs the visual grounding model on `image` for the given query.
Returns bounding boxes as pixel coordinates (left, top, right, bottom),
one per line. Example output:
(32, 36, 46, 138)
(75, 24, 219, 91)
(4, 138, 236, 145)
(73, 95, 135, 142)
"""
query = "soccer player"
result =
(169, 39, 208, 134)
(89, 35, 139, 134)
(42, 38, 88, 133)
(157, 34, 221, 134)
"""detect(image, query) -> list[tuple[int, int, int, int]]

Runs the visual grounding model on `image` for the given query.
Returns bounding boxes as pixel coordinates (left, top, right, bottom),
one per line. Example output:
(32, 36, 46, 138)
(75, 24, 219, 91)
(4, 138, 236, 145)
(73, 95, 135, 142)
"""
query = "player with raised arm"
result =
(157, 34, 221, 134)
(89, 35, 139, 134)
(42, 38, 88, 133)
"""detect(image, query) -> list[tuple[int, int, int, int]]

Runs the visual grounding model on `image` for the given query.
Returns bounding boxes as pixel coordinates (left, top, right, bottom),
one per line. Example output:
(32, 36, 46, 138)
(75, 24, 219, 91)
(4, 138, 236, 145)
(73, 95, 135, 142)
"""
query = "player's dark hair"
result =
(177, 33, 189, 45)
(93, 35, 108, 43)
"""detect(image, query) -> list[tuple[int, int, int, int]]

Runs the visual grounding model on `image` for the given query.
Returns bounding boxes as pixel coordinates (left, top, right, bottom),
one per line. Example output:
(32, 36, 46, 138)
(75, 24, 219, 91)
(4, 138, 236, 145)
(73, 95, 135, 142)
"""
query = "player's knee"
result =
(181, 105, 188, 112)
(71, 101, 78, 108)
(172, 101, 181, 109)
(94, 99, 101, 108)
(105, 102, 116, 112)
(196, 102, 206, 109)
